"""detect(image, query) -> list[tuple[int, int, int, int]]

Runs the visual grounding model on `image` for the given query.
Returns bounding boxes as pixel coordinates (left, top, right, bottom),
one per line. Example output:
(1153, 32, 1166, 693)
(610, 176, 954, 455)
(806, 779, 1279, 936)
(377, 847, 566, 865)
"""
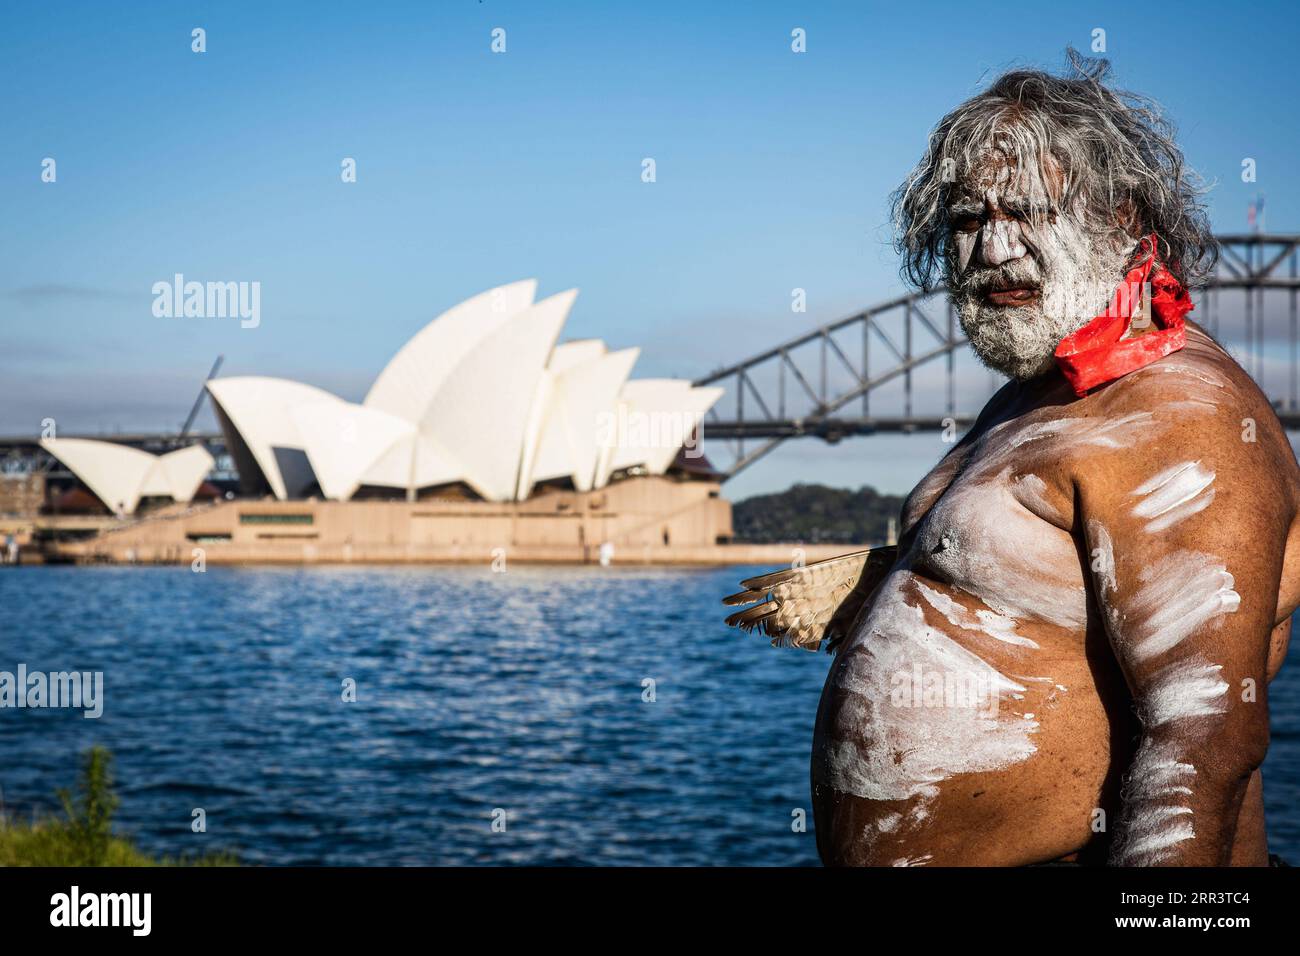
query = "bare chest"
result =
(898, 417, 1103, 629)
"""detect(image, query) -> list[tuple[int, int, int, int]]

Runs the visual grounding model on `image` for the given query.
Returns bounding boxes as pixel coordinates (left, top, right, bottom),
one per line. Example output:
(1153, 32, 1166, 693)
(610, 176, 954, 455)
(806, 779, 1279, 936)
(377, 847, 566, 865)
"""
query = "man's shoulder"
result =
(1068, 325, 1300, 507)
(1090, 326, 1273, 426)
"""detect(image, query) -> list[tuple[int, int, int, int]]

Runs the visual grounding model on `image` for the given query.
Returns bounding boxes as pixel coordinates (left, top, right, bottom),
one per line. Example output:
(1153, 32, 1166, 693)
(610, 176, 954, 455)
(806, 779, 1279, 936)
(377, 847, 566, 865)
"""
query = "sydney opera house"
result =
(28, 281, 739, 564)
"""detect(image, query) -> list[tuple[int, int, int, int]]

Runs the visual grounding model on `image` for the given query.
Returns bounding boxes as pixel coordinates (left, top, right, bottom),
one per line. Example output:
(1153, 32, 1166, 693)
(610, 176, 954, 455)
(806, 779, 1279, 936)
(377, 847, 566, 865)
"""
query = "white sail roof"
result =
(598, 380, 723, 484)
(203, 282, 717, 505)
(514, 340, 608, 499)
(671, 385, 725, 472)
(291, 402, 416, 501)
(41, 439, 157, 514)
(155, 444, 217, 502)
(421, 290, 575, 501)
(206, 377, 341, 499)
(364, 280, 537, 424)
(290, 401, 469, 501)
(360, 430, 463, 492)
(546, 339, 606, 374)
(40, 438, 214, 514)
(521, 346, 640, 497)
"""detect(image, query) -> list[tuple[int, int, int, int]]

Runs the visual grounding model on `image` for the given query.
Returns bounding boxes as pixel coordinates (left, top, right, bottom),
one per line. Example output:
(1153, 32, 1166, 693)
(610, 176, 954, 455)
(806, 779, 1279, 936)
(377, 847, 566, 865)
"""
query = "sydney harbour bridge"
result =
(3, 234, 1300, 485)
(694, 234, 1300, 477)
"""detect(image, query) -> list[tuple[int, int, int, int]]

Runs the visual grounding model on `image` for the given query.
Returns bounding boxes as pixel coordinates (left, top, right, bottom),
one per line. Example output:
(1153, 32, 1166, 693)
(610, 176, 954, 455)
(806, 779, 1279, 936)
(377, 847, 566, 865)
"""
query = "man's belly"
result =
(811, 568, 1126, 866)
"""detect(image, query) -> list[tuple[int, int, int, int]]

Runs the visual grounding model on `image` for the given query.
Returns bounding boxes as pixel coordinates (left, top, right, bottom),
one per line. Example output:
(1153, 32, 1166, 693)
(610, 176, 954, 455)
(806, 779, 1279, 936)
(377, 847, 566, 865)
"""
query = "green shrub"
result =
(0, 746, 237, 867)
(56, 745, 119, 866)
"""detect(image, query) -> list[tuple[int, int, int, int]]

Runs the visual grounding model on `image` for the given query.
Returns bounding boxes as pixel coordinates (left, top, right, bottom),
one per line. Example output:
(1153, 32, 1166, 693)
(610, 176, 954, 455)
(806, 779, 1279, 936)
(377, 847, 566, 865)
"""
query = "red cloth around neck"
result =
(1053, 235, 1193, 397)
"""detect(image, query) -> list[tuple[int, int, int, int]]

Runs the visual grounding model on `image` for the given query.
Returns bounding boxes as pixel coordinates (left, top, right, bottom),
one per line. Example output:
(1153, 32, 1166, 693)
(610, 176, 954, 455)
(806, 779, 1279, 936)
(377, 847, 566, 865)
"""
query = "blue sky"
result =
(2, 0, 1296, 497)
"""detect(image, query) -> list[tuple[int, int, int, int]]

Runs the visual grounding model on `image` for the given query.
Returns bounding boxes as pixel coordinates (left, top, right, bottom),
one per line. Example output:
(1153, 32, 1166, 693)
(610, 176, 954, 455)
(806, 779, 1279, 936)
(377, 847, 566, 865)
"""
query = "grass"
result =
(0, 746, 237, 867)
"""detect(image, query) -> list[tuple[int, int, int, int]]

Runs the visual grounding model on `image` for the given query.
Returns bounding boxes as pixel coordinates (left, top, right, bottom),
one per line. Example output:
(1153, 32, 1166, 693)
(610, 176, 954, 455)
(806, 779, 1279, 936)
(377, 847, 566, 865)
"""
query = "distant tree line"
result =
(730, 483, 905, 545)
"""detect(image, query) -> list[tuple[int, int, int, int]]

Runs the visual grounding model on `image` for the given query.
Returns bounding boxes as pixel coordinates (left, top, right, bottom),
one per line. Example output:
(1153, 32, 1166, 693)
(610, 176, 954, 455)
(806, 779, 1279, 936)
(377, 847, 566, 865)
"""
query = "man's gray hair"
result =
(891, 50, 1217, 290)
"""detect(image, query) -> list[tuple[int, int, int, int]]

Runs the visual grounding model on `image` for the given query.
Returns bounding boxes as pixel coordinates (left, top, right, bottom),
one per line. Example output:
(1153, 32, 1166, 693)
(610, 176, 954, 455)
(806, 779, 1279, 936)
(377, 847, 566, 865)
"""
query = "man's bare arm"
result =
(1079, 376, 1294, 865)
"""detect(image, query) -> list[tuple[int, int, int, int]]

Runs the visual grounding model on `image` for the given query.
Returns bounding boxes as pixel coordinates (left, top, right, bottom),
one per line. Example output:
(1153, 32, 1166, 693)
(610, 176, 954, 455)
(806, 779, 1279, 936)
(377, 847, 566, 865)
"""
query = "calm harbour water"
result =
(1, 565, 1297, 866)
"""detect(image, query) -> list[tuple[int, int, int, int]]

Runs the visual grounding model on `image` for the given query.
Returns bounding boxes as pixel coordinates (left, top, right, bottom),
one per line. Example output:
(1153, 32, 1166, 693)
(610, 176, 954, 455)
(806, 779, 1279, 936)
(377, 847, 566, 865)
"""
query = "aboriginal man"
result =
(725, 54, 1299, 866)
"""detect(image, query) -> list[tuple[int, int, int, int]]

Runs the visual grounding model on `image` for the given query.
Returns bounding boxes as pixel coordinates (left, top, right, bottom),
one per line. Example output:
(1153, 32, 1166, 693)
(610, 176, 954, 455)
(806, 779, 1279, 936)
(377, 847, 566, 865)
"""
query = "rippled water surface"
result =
(1, 565, 1297, 865)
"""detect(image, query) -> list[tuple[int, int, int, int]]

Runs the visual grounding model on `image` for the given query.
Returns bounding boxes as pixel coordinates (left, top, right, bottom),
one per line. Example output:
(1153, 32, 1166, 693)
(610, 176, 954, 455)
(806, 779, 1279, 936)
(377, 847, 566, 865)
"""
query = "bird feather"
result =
(723, 546, 898, 652)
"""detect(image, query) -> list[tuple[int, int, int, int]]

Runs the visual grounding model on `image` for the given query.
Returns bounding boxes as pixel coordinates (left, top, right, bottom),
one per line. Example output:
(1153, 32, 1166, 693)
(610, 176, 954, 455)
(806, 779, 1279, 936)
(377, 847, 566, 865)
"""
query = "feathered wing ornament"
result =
(723, 546, 897, 653)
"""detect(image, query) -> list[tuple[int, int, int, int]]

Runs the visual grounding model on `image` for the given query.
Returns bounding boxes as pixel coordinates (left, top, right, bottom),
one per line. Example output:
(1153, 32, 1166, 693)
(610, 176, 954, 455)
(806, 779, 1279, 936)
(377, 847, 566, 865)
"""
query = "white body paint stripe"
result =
(1121, 819, 1196, 861)
(1143, 658, 1230, 726)
(1131, 461, 1215, 532)
(913, 577, 1039, 649)
(1125, 552, 1241, 662)
(1116, 738, 1200, 865)
(820, 574, 1040, 803)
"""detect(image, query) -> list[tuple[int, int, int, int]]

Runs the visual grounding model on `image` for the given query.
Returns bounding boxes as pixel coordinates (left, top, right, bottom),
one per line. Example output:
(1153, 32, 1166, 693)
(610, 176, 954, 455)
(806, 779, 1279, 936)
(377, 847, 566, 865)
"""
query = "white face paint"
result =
(1130, 461, 1216, 532)
(977, 216, 1028, 269)
(947, 149, 1133, 381)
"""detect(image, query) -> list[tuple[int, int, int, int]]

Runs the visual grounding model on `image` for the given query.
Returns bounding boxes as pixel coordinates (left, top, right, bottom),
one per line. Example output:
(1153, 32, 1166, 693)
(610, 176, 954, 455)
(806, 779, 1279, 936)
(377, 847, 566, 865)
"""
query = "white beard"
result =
(953, 224, 1132, 382)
